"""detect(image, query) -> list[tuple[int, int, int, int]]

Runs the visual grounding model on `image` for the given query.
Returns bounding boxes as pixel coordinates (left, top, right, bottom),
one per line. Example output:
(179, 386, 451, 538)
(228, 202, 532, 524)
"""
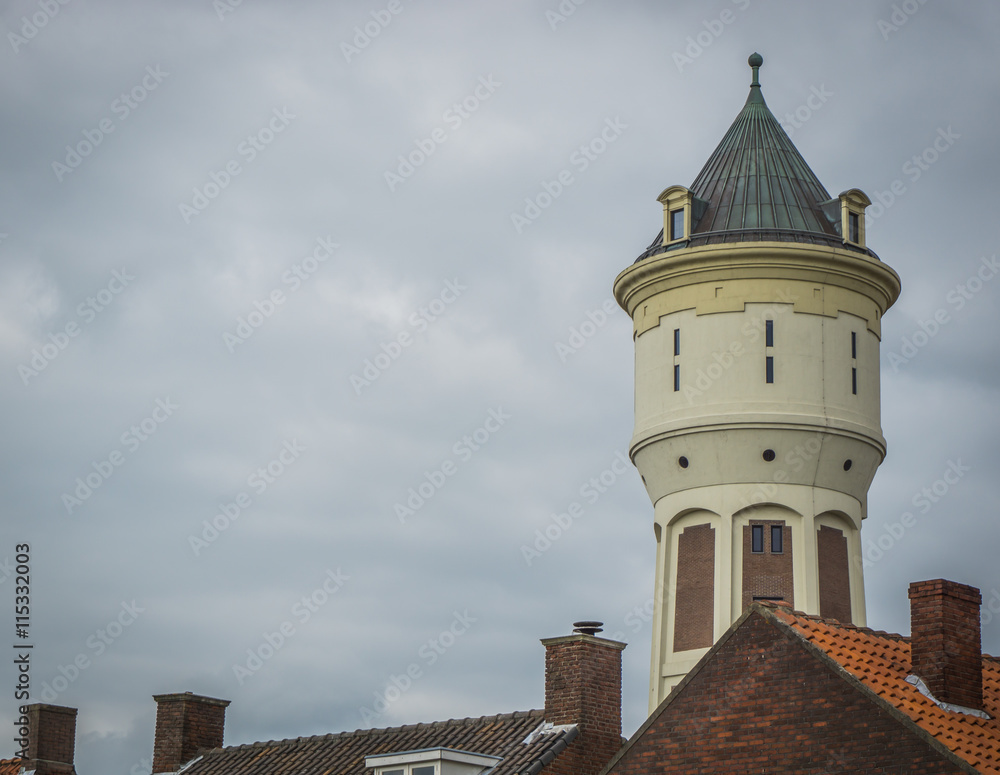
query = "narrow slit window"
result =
(851, 331, 857, 359)
(852, 367, 857, 395)
(670, 208, 685, 241)
(849, 212, 860, 243)
(765, 356, 774, 384)
(765, 319, 773, 347)
(771, 525, 783, 553)
(673, 364, 680, 392)
(674, 328, 680, 356)
(751, 525, 764, 553)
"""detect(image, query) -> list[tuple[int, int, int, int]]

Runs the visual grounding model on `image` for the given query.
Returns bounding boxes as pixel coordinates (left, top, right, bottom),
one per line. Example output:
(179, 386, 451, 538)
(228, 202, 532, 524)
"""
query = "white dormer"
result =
(366, 748, 502, 775)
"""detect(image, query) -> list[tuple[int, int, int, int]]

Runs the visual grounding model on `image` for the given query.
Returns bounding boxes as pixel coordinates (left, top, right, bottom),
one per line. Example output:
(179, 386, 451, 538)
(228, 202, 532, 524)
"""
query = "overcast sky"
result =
(2, 1, 1000, 772)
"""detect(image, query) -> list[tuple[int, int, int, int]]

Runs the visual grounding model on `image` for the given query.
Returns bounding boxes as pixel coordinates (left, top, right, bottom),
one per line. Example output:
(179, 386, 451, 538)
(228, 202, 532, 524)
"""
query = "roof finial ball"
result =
(748, 51, 763, 87)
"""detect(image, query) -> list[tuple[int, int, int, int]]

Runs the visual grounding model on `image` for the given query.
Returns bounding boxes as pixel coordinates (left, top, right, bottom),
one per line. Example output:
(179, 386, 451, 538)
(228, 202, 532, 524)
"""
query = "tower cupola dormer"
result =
(615, 54, 901, 711)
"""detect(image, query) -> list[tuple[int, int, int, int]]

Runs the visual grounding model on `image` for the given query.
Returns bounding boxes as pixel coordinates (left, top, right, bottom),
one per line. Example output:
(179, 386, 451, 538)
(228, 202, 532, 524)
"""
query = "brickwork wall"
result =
(672, 523, 715, 652)
(152, 694, 229, 773)
(606, 613, 968, 775)
(543, 636, 624, 775)
(817, 525, 852, 622)
(741, 521, 793, 610)
(26, 704, 76, 775)
(909, 579, 983, 710)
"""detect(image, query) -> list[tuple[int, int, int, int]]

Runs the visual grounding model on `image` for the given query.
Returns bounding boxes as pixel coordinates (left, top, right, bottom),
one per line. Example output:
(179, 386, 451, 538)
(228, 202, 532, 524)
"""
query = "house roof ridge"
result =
(755, 601, 910, 643)
(201, 708, 546, 754)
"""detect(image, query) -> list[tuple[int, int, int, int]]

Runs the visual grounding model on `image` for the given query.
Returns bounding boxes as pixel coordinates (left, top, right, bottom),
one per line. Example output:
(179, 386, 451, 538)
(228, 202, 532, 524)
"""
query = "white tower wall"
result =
(615, 242, 900, 710)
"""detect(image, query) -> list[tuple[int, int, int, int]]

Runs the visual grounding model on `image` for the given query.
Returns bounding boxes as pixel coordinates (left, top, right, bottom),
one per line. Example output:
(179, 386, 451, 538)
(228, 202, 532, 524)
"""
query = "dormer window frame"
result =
(366, 748, 503, 775)
(838, 188, 871, 248)
(657, 186, 708, 248)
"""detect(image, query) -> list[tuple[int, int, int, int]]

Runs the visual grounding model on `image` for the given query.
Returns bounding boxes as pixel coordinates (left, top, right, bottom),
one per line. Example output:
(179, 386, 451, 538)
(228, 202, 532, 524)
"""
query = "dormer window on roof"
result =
(366, 748, 503, 775)
(657, 185, 708, 249)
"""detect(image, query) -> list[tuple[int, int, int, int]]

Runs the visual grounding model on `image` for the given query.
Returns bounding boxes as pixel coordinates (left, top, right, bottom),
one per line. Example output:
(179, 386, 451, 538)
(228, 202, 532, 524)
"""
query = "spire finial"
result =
(748, 52, 763, 87)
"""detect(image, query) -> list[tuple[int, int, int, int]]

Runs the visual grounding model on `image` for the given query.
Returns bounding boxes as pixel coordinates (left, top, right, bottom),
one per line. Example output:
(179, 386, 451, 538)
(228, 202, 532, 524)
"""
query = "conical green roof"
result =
(690, 55, 835, 236)
(638, 54, 851, 261)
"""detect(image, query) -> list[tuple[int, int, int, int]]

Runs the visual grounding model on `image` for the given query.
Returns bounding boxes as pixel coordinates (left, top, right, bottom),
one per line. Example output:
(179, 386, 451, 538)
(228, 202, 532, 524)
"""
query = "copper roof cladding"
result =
(637, 53, 871, 262)
(170, 710, 575, 775)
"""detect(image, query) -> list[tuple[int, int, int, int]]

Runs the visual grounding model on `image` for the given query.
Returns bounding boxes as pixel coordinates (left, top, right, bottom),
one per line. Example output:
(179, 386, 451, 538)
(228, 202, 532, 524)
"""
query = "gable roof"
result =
(767, 603, 1000, 774)
(606, 602, 999, 775)
(174, 710, 577, 775)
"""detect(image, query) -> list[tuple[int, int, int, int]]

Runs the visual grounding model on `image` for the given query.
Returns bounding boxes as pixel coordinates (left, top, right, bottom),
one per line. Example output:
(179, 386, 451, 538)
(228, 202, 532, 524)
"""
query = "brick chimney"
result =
(21, 704, 77, 775)
(152, 692, 230, 773)
(908, 579, 983, 711)
(540, 623, 626, 775)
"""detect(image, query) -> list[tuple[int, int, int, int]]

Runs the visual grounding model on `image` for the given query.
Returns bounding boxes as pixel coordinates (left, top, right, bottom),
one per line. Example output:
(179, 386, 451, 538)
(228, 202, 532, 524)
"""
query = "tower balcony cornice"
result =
(613, 241, 901, 322)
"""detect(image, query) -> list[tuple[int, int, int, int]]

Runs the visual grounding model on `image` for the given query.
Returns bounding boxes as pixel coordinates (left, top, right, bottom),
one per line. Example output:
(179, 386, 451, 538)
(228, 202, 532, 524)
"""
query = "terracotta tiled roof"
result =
(760, 602, 1000, 774)
(0, 759, 20, 775)
(178, 710, 574, 775)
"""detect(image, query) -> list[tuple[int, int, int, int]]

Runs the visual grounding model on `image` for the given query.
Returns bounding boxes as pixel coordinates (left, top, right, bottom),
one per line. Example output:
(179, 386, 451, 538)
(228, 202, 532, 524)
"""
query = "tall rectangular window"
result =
(674, 364, 680, 392)
(674, 328, 680, 356)
(849, 212, 860, 243)
(852, 367, 857, 395)
(771, 525, 783, 553)
(851, 331, 857, 359)
(765, 319, 773, 347)
(765, 356, 774, 384)
(670, 209, 685, 241)
(751, 525, 764, 553)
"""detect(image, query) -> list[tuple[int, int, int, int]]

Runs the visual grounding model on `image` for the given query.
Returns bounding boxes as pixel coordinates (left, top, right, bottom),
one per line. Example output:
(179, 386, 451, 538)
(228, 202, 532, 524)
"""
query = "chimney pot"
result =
(908, 579, 983, 711)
